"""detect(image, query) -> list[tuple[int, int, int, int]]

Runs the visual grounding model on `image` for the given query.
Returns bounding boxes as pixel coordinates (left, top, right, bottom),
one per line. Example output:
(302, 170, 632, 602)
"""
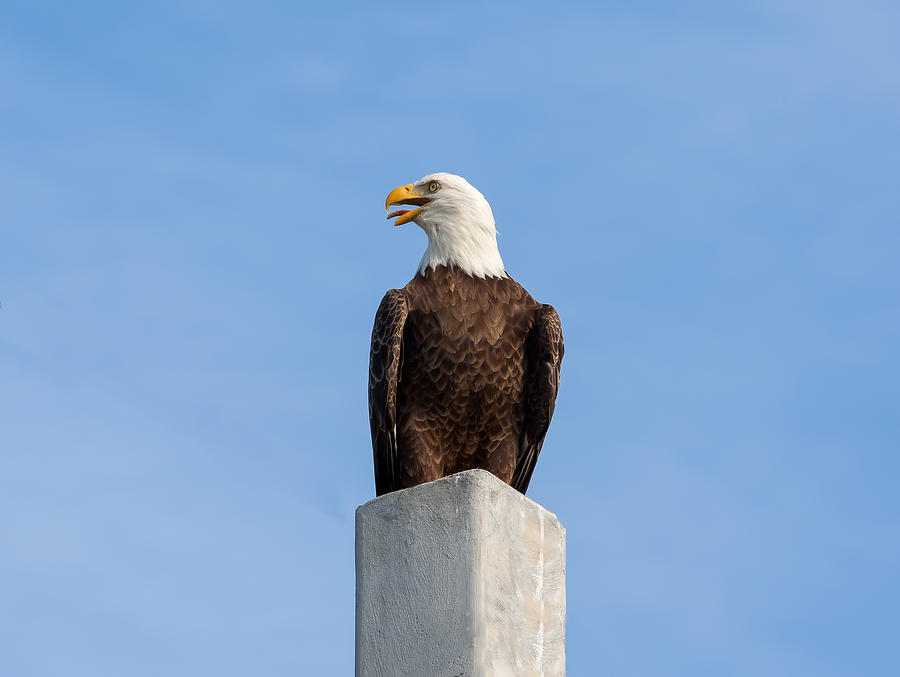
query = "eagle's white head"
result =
(385, 172, 507, 279)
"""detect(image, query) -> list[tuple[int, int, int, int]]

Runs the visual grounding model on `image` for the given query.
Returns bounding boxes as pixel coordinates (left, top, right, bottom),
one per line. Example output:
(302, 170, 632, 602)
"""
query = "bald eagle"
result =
(369, 173, 563, 496)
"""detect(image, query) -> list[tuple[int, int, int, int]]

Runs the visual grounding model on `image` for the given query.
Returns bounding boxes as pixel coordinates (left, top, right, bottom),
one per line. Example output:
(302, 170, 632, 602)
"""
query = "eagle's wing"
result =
(512, 304, 564, 494)
(368, 289, 409, 496)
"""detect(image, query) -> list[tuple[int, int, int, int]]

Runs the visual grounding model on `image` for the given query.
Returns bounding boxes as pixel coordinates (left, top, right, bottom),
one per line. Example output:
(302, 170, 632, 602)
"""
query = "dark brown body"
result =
(368, 265, 563, 496)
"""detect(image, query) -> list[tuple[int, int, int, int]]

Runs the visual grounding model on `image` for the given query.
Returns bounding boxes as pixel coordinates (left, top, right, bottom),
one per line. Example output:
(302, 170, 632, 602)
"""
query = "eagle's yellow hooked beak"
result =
(385, 184, 432, 226)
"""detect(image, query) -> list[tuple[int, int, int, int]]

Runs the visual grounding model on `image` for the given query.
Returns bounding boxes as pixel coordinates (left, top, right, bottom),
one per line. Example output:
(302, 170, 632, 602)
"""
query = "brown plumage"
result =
(368, 265, 564, 496)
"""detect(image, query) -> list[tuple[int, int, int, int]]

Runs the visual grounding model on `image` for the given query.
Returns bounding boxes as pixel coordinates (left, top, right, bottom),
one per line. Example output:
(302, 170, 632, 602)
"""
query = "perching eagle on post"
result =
(368, 173, 563, 497)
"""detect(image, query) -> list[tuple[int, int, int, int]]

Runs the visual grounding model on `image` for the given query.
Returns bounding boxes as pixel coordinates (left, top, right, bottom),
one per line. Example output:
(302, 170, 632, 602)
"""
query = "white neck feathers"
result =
(417, 227, 506, 278)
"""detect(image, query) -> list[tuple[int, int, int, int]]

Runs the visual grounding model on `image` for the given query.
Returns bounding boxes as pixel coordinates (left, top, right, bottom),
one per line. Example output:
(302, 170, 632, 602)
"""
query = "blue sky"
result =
(2, 1, 898, 674)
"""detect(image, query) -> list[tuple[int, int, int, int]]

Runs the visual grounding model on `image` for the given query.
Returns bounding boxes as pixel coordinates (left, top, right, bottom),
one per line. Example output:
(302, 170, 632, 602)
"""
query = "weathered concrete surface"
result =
(356, 469, 566, 677)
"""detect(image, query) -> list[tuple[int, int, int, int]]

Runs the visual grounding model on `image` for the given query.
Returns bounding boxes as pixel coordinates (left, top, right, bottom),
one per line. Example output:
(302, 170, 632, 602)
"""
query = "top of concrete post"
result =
(356, 469, 566, 677)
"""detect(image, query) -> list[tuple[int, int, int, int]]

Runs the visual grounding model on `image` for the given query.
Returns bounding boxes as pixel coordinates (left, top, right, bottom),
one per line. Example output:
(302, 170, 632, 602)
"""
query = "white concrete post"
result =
(355, 469, 566, 677)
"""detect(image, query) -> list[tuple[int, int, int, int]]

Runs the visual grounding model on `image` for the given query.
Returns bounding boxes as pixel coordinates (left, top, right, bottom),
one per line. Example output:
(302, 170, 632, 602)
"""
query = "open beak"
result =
(385, 184, 432, 226)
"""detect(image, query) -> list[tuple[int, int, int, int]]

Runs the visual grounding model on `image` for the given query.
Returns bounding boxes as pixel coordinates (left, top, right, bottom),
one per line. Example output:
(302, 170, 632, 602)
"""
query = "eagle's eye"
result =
(427, 181, 441, 193)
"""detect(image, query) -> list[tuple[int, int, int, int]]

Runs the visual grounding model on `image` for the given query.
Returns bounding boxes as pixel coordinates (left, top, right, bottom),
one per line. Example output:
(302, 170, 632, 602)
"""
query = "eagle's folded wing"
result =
(512, 304, 564, 494)
(368, 289, 409, 496)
